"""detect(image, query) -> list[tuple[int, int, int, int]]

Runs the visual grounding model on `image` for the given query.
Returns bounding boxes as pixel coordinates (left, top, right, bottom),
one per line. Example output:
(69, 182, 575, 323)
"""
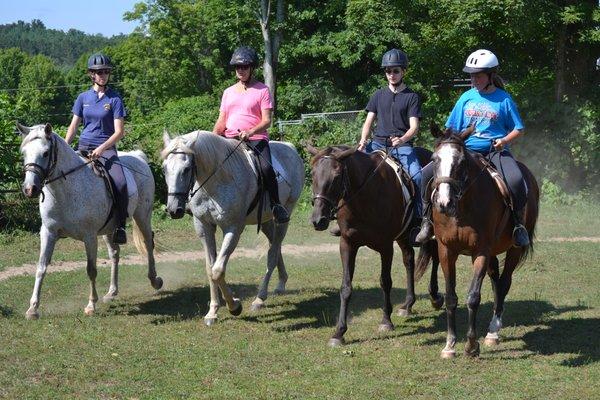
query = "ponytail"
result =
(491, 73, 505, 89)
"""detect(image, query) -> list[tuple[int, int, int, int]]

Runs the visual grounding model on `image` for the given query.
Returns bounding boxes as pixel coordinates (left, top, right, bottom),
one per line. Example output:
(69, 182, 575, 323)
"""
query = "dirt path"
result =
(1, 237, 598, 282)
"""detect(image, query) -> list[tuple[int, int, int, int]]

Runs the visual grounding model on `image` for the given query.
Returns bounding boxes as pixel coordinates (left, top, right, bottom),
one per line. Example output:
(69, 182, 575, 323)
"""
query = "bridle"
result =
(165, 151, 196, 201)
(23, 136, 59, 185)
(311, 156, 351, 220)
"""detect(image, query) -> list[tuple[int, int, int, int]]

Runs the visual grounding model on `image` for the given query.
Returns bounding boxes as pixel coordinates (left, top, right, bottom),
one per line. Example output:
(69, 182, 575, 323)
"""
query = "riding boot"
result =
(113, 225, 127, 245)
(512, 209, 529, 247)
(415, 203, 434, 244)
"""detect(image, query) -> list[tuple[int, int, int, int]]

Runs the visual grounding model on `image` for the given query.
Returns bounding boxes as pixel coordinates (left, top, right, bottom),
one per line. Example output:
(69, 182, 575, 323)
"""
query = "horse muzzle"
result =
(310, 210, 330, 231)
(22, 183, 41, 198)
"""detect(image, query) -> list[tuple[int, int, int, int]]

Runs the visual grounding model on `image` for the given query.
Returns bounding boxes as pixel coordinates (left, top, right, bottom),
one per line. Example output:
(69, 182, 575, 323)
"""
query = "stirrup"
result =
(415, 218, 434, 244)
(512, 224, 529, 247)
(113, 227, 127, 245)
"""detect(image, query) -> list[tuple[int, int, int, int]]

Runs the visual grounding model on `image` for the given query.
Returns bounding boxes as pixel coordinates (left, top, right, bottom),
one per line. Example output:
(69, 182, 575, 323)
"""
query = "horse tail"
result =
(415, 239, 436, 281)
(515, 163, 540, 268)
(132, 219, 148, 257)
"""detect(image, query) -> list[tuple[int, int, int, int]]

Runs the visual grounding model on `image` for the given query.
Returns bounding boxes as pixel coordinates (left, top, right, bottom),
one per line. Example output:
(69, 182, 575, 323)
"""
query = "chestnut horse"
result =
(307, 144, 443, 346)
(416, 125, 539, 358)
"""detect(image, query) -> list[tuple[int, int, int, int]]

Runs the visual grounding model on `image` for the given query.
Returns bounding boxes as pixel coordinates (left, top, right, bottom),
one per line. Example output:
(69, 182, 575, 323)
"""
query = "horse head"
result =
(161, 130, 196, 219)
(18, 122, 56, 198)
(307, 144, 356, 231)
(429, 124, 475, 216)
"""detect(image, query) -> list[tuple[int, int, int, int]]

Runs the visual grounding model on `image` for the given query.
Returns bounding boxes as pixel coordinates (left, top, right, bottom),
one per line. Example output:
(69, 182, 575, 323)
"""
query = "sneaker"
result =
(512, 224, 529, 247)
(272, 204, 290, 224)
(113, 227, 127, 245)
(415, 218, 434, 244)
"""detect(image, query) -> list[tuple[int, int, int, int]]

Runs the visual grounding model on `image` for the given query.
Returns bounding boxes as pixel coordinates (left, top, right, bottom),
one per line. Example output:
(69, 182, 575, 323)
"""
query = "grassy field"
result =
(0, 199, 599, 399)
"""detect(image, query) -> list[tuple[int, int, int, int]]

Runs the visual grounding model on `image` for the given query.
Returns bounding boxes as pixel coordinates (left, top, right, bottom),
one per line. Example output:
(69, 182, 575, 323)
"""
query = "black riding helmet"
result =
(230, 46, 259, 67)
(381, 49, 408, 69)
(87, 53, 113, 71)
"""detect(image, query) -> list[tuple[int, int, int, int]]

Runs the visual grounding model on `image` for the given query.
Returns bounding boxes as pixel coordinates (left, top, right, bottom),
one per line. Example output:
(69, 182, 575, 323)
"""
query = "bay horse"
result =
(161, 130, 304, 325)
(416, 124, 539, 358)
(18, 123, 162, 319)
(307, 144, 443, 346)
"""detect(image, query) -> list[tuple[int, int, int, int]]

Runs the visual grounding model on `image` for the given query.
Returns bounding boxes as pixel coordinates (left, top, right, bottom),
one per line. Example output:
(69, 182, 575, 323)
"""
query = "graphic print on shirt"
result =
(464, 101, 499, 139)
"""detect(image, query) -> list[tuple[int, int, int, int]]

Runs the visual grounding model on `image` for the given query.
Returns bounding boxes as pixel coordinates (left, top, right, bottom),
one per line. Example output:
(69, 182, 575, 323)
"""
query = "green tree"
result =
(0, 48, 28, 93)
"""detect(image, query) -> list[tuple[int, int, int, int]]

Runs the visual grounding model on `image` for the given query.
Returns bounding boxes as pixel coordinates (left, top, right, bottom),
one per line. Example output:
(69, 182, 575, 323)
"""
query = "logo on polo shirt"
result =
(104, 103, 112, 111)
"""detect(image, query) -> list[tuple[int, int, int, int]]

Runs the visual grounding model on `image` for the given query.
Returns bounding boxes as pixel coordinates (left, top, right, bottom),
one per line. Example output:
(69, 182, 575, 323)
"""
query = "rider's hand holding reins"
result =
(493, 138, 506, 151)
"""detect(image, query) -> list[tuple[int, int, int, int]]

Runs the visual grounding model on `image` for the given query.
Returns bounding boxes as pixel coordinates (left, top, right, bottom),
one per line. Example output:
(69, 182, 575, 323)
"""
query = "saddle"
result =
(471, 153, 514, 210)
(371, 150, 417, 239)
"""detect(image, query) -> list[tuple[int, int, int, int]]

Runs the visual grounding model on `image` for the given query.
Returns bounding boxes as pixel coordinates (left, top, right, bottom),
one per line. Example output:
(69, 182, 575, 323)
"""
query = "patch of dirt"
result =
(539, 237, 600, 243)
(0, 243, 339, 282)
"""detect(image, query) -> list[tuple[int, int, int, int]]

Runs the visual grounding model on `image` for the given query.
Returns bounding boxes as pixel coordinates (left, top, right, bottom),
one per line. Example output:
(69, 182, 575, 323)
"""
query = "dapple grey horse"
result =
(161, 130, 304, 325)
(18, 123, 162, 319)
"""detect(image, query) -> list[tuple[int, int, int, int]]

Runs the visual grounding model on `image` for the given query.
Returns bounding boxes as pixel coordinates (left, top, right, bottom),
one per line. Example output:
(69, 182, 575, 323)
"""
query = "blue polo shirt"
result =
(445, 88, 524, 153)
(72, 87, 126, 149)
(365, 86, 421, 146)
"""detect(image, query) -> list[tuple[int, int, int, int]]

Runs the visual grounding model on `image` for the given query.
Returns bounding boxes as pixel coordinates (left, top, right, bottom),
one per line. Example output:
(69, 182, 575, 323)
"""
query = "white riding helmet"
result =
(463, 49, 499, 73)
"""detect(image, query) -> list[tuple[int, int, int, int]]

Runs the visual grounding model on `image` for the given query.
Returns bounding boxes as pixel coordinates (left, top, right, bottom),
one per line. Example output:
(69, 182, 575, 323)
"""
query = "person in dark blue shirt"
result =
(415, 49, 529, 247)
(65, 53, 128, 245)
(358, 48, 423, 225)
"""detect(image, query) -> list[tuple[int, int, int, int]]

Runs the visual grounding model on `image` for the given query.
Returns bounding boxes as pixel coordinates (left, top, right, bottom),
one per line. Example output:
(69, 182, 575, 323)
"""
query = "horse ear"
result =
(334, 146, 357, 160)
(458, 124, 475, 141)
(162, 129, 171, 147)
(15, 122, 31, 137)
(305, 143, 320, 156)
(430, 122, 446, 138)
(44, 123, 52, 138)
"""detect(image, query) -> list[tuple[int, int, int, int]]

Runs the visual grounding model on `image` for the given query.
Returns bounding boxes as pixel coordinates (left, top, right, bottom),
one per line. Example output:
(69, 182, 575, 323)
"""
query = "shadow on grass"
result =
(0, 304, 13, 317)
(121, 283, 258, 323)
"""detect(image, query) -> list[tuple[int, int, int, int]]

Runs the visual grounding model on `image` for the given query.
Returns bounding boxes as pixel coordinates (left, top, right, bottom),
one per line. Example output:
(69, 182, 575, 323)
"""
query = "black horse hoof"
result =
(229, 299, 243, 316)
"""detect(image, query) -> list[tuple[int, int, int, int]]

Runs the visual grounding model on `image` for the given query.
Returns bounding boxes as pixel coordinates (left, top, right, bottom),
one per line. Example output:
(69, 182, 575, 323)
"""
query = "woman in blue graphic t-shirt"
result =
(415, 49, 529, 248)
(65, 53, 128, 245)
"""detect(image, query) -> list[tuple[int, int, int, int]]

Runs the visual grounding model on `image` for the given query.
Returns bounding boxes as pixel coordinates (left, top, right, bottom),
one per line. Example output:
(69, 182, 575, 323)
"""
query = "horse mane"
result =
(309, 145, 352, 166)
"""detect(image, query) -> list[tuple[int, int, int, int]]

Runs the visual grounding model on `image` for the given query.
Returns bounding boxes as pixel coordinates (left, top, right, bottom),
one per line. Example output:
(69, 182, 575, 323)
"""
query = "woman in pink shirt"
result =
(213, 46, 289, 224)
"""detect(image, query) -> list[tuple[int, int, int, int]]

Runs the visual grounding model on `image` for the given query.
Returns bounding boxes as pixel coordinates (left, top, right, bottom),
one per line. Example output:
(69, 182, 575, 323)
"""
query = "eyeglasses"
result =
(235, 65, 251, 71)
(93, 69, 111, 75)
(385, 68, 402, 75)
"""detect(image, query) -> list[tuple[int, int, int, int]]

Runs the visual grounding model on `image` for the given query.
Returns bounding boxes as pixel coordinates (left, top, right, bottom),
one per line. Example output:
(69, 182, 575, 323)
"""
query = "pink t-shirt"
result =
(219, 81, 273, 141)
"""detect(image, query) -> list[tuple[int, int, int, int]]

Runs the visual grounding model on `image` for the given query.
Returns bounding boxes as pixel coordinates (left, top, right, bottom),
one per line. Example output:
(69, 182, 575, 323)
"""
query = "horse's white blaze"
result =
(436, 144, 458, 207)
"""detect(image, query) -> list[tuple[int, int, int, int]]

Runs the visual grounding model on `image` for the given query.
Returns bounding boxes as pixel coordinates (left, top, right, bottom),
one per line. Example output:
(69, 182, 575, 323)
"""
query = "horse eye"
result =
(42, 151, 49, 158)
(183, 166, 190, 174)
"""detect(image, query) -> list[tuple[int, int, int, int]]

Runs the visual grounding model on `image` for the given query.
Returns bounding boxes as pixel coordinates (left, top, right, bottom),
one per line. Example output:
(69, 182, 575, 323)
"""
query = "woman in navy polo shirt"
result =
(65, 53, 128, 245)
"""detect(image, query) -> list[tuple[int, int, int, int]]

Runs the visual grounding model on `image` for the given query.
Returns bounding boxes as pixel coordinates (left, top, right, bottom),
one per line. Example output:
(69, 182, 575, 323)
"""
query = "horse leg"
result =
(428, 240, 444, 310)
(83, 237, 99, 316)
(484, 256, 501, 346)
(464, 252, 489, 357)
(26, 226, 57, 319)
(132, 213, 162, 290)
(439, 245, 459, 358)
(102, 235, 120, 302)
(396, 240, 416, 316)
(329, 238, 358, 347)
(196, 220, 220, 326)
(273, 222, 289, 295)
(378, 244, 394, 332)
(211, 228, 243, 317)
(486, 248, 521, 344)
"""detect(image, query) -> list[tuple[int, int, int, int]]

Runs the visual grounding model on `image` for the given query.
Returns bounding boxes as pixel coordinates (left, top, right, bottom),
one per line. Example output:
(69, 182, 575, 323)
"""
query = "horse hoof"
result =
(229, 299, 243, 316)
(84, 307, 95, 316)
(328, 338, 345, 347)
(273, 288, 285, 296)
(249, 302, 263, 313)
(204, 317, 217, 326)
(397, 308, 411, 317)
(102, 295, 115, 303)
(431, 295, 444, 310)
(484, 334, 500, 347)
(25, 310, 39, 320)
(152, 277, 164, 290)
(464, 342, 480, 357)
(441, 349, 456, 359)
(378, 323, 394, 332)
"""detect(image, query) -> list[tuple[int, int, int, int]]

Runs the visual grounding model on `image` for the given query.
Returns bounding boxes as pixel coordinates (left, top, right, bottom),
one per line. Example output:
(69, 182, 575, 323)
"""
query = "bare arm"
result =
(90, 118, 125, 160)
(493, 128, 523, 151)
(239, 108, 271, 140)
(391, 116, 419, 147)
(212, 111, 227, 135)
(65, 114, 82, 145)
(358, 111, 376, 151)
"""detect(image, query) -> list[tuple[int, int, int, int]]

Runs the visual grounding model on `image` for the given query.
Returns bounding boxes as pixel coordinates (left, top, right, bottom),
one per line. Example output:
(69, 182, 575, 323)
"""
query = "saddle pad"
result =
(124, 168, 138, 198)
(242, 147, 287, 184)
(372, 150, 411, 205)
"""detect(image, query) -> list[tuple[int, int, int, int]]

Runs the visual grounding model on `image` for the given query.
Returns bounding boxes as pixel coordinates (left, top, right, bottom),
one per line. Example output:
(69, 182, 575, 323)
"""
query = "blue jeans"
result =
(368, 141, 422, 217)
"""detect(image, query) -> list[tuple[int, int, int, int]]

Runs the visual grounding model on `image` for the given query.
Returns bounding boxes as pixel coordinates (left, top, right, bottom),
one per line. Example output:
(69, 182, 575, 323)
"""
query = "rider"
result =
(65, 53, 128, 244)
(212, 46, 290, 224)
(358, 48, 423, 224)
(415, 49, 530, 247)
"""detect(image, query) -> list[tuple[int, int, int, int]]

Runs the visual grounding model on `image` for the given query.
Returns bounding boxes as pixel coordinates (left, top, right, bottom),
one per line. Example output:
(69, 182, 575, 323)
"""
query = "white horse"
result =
(161, 130, 304, 325)
(18, 123, 163, 319)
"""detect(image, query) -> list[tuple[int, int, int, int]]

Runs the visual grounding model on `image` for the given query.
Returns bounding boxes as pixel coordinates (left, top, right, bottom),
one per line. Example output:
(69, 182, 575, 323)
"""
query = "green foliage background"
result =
(0, 0, 598, 230)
